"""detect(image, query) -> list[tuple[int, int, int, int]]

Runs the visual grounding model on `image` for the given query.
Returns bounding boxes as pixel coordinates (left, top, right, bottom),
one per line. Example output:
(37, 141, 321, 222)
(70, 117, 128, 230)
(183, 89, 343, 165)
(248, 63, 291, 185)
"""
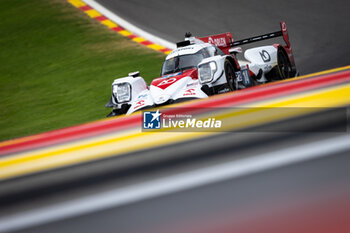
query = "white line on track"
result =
(83, 0, 176, 50)
(0, 134, 350, 232)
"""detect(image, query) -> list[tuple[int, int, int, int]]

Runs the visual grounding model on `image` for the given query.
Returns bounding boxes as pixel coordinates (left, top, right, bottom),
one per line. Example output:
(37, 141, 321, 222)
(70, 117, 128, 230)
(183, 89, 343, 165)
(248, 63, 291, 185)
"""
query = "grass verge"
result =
(0, 0, 165, 141)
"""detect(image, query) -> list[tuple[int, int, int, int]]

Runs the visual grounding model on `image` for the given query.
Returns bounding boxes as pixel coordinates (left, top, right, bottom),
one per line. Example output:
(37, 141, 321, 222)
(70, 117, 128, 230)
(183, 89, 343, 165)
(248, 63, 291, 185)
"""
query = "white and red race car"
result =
(106, 21, 297, 116)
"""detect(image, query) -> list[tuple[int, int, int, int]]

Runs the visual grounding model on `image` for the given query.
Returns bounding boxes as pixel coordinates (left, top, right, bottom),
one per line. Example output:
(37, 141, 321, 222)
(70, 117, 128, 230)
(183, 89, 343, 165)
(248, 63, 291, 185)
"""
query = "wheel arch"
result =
(225, 56, 240, 71)
(277, 45, 297, 76)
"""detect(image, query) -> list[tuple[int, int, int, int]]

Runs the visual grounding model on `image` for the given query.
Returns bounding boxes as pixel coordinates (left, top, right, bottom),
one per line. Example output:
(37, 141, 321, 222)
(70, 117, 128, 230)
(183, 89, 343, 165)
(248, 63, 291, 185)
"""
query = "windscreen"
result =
(161, 49, 210, 76)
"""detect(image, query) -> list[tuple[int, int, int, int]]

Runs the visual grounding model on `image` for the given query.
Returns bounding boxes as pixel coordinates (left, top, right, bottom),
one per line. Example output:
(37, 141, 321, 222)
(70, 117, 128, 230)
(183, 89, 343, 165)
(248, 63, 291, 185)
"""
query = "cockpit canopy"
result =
(161, 45, 225, 76)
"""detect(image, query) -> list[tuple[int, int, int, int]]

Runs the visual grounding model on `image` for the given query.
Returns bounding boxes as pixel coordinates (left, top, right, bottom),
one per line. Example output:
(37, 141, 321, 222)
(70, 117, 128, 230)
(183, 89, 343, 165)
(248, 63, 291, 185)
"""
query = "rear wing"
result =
(231, 21, 291, 48)
(199, 21, 291, 54)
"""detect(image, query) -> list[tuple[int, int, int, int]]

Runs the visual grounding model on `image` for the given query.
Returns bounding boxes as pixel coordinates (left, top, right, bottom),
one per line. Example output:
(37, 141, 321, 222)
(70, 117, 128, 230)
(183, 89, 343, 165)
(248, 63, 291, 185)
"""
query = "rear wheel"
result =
(277, 48, 293, 79)
(225, 61, 236, 91)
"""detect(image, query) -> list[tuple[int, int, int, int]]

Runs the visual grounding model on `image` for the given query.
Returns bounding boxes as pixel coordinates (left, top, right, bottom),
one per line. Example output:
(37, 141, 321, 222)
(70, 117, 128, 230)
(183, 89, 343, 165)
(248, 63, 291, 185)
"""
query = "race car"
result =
(106, 21, 297, 116)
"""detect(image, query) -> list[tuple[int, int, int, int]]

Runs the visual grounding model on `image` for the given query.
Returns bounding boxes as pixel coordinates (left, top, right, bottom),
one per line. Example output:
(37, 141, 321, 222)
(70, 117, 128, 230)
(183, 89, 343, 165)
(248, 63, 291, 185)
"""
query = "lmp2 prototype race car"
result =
(106, 21, 297, 116)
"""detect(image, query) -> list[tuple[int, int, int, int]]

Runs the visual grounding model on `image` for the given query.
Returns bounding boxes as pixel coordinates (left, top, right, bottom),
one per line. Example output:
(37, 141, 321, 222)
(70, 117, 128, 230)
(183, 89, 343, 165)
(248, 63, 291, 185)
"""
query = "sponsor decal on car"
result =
(134, 100, 145, 109)
(186, 81, 199, 87)
(208, 37, 227, 47)
(183, 88, 196, 96)
(137, 94, 148, 99)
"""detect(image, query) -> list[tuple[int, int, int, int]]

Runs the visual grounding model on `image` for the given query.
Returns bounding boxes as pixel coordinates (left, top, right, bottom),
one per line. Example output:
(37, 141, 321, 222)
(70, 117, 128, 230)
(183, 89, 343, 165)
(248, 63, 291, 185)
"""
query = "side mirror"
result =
(229, 47, 242, 55)
(128, 71, 140, 78)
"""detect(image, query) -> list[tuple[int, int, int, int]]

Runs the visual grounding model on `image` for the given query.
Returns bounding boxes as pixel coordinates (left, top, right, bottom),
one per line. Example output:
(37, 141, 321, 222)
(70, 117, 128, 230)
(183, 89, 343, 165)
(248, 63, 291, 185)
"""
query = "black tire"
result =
(277, 48, 293, 80)
(224, 60, 236, 91)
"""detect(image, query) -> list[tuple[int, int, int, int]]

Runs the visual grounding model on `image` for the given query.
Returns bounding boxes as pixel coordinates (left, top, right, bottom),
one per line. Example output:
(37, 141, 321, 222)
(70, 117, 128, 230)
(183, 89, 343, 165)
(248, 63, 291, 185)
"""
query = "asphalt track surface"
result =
(6, 144, 350, 233)
(1, 107, 349, 232)
(1, 1, 350, 232)
(96, 0, 350, 74)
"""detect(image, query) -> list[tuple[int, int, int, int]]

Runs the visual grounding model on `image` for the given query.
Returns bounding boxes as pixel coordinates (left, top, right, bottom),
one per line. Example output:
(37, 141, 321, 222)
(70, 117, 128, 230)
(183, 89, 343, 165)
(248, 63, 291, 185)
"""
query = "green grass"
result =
(0, 0, 165, 141)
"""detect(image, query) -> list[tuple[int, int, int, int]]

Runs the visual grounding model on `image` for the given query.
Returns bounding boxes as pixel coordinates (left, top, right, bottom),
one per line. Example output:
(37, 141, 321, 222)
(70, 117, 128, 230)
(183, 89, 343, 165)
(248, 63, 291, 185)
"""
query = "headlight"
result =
(198, 61, 217, 84)
(113, 83, 131, 103)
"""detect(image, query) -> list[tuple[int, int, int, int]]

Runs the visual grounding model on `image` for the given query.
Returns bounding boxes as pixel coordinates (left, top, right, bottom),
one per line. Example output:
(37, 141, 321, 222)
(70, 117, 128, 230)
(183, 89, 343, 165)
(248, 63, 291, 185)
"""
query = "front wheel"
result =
(225, 61, 236, 91)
